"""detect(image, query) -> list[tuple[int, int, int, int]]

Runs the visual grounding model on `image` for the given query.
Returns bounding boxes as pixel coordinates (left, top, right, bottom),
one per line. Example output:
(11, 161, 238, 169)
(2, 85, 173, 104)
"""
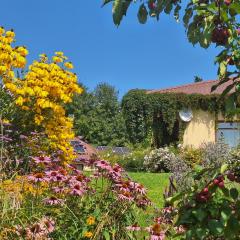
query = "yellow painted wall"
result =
(183, 110, 216, 148)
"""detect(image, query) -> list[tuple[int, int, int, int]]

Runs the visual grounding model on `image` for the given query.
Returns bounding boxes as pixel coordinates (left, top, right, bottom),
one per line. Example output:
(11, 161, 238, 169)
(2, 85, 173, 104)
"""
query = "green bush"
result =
(180, 147, 203, 168)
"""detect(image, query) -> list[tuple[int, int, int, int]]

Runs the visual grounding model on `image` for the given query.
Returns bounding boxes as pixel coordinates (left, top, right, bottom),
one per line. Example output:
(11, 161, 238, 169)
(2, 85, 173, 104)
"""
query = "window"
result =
(217, 122, 240, 148)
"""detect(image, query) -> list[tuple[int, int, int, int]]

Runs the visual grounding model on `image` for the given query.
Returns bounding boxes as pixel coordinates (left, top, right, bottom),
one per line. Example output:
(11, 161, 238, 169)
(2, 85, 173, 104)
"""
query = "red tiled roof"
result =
(147, 80, 235, 95)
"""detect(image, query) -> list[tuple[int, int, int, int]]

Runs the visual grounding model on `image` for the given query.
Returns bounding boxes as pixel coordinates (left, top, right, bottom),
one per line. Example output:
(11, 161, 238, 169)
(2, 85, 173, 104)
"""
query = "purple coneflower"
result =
(28, 172, 46, 182)
(32, 156, 51, 165)
(70, 183, 85, 196)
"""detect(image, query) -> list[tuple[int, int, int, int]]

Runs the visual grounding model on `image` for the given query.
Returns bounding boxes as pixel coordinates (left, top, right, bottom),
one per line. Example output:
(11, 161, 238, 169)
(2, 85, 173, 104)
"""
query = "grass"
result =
(128, 172, 170, 227)
(128, 172, 170, 208)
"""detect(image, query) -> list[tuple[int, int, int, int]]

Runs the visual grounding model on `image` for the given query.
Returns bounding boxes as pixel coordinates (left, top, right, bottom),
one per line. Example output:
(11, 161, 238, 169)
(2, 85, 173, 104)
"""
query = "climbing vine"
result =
(122, 90, 225, 147)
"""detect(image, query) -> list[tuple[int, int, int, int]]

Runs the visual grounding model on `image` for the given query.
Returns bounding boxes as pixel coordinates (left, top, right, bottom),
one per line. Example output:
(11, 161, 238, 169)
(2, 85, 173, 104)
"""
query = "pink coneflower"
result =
(136, 197, 152, 208)
(28, 172, 46, 182)
(126, 224, 141, 231)
(43, 196, 65, 205)
(134, 183, 146, 195)
(40, 217, 55, 233)
(45, 170, 66, 182)
(32, 156, 51, 165)
(26, 223, 45, 239)
(70, 183, 85, 196)
(118, 191, 134, 201)
(95, 160, 112, 171)
(147, 223, 166, 240)
(150, 233, 165, 240)
(52, 186, 66, 194)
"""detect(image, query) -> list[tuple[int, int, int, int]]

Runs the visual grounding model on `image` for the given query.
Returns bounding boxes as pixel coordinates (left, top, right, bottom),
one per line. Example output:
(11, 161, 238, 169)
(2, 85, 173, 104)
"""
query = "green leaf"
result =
(230, 188, 239, 200)
(221, 208, 231, 224)
(166, 192, 183, 204)
(164, 0, 173, 14)
(113, 0, 124, 26)
(186, 230, 193, 240)
(102, 0, 114, 7)
(195, 228, 208, 239)
(192, 209, 207, 222)
(174, 5, 181, 21)
(103, 230, 111, 240)
(137, 4, 148, 24)
(226, 216, 240, 234)
(183, 8, 193, 28)
(208, 219, 224, 235)
(220, 164, 228, 174)
(219, 61, 227, 78)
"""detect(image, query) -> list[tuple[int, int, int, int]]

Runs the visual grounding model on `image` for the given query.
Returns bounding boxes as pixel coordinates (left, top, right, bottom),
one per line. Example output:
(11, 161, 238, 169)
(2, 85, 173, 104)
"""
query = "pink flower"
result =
(32, 156, 51, 165)
(150, 233, 165, 240)
(52, 186, 66, 194)
(43, 196, 65, 205)
(45, 170, 67, 182)
(134, 183, 147, 195)
(28, 172, 46, 182)
(118, 191, 134, 201)
(70, 183, 85, 196)
(147, 223, 166, 240)
(41, 217, 55, 233)
(126, 224, 141, 231)
(95, 160, 112, 171)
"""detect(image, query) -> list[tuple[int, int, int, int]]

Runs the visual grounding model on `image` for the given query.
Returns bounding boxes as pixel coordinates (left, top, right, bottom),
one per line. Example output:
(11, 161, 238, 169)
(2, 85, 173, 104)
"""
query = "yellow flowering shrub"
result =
(0, 27, 83, 163)
(0, 27, 28, 82)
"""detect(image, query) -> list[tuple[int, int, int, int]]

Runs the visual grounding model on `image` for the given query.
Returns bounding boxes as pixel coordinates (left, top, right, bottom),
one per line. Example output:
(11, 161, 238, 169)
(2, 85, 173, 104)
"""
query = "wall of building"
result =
(183, 110, 216, 148)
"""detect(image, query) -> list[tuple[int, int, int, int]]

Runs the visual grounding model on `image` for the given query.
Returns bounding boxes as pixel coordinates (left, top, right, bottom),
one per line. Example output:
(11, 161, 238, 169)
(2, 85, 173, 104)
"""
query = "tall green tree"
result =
(67, 83, 128, 146)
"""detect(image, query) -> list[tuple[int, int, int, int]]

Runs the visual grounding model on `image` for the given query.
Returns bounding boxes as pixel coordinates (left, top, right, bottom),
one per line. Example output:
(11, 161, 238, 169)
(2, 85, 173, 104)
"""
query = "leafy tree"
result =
(67, 83, 128, 146)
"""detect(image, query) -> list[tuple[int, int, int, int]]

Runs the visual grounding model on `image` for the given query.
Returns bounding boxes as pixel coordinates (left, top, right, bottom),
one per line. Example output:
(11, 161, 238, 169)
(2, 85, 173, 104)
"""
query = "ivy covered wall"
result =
(122, 90, 225, 147)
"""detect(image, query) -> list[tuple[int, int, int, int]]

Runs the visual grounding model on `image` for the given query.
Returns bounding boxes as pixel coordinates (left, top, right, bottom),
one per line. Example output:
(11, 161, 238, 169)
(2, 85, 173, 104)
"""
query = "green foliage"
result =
(122, 89, 224, 147)
(67, 83, 128, 146)
(169, 164, 240, 239)
(181, 147, 203, 168)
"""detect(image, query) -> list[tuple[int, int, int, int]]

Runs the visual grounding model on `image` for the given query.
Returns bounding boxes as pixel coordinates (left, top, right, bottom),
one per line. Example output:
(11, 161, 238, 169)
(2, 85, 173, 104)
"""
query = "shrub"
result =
(180, 147, 203, 168)
(143, 147, 177, 172)
(201, 141, 231, 168)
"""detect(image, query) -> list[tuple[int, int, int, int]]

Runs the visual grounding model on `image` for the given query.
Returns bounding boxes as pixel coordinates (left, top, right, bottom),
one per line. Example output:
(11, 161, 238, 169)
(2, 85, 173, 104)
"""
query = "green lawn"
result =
(128, 172, 170, 227)
(128, 172, 170, 208)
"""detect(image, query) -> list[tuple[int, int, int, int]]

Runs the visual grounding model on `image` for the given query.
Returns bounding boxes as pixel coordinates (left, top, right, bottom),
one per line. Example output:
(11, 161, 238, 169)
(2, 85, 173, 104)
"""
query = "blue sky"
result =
(0, 0, 220, 97)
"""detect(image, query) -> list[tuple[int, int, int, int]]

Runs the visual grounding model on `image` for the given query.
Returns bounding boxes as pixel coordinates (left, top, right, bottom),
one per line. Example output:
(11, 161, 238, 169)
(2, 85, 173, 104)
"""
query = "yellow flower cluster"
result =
(0, 27, 82, 163)
(14, 53, 82, 162)
(0, 176, 48, 198)
(0, 27, 28, 82)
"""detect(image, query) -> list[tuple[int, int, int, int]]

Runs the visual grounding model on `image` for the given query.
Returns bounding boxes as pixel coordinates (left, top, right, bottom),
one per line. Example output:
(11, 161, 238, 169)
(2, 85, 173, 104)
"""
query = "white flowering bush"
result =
(143, 147, 176, 172)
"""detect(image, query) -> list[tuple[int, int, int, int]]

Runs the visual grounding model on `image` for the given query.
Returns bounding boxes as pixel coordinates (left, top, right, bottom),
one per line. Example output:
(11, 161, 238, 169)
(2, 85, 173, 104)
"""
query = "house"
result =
(147, 80, 239, 148)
